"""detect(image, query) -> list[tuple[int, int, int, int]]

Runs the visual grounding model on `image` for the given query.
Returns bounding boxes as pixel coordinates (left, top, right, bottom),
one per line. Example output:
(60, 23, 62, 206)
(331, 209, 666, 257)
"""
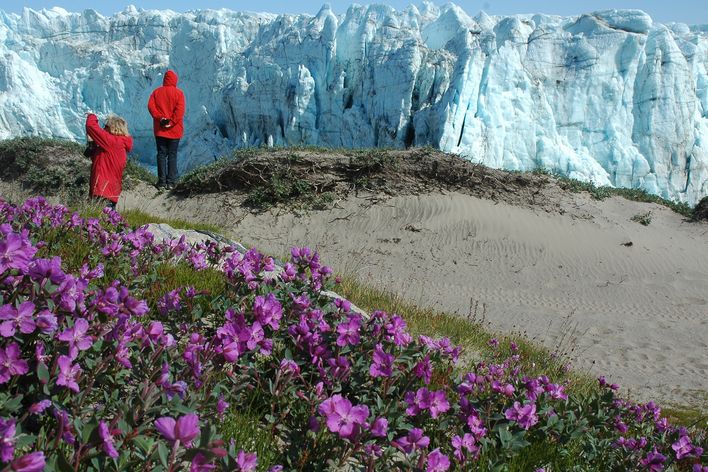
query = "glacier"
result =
(0, 3, 706, 204)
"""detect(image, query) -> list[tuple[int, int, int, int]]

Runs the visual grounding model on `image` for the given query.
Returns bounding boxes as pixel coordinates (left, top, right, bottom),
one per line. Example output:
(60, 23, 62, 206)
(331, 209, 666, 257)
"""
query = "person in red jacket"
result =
(85, 113, 133, 209)
(147, 69, 185, 189)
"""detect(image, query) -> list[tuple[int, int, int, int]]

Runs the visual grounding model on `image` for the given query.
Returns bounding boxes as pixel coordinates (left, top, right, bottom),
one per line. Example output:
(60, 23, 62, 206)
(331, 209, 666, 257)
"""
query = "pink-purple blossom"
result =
(0, 417, 16, 462)
(0, 342, 29, 384)
(369, 343, 394, 378)
(0, 301, 36, 337)
(154, 413, 201, 447)
(426, 448, 450, 472)
(336, 316, 361, 347)
(0, 230, 37, 274)
(56, 355, 81, 393)
(392, 428, 430, 454)
(505, 401, 539, 430)
(98, 421, 119, 459)
(319, 395, 369, 440)
(236, 450, 258, 472)
(640, 448, 666, 472)
(370, 417, 388, 438)
(8, 451, 45, 472)
(56, 318, 93, 358)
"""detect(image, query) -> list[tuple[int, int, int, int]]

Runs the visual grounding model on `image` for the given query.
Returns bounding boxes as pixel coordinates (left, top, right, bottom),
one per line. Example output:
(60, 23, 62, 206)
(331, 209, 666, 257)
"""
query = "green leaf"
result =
(14, 433, 37, 449)
(1, 394, 23, 414)
(133, 436, 155, 455)
(498, 426, 513, 448)
(37, 362, 50, 384)
(157, 442, 170, 468)
(81, 418, 99, 443)
(56, 451, 74, 472)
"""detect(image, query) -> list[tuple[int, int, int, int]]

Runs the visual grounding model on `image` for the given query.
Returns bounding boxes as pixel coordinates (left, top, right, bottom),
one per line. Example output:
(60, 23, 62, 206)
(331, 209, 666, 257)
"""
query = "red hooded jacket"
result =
(147, 70, 186, 139)
(85, 114, 133, 203)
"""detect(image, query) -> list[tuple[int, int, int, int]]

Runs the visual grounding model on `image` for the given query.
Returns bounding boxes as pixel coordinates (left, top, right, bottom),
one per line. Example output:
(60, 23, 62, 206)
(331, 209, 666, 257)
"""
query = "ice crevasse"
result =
(0, 3, 706, 204)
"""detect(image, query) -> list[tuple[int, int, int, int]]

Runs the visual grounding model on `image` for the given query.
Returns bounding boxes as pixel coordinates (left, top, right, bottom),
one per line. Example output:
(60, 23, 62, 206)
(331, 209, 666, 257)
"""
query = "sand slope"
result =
(122, 185, 708, 409)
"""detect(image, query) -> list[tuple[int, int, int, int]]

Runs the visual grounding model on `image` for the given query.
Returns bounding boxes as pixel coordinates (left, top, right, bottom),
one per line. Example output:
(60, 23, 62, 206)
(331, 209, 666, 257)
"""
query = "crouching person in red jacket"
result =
(148, 69, 185, 189)
(85, 113, 133, 209)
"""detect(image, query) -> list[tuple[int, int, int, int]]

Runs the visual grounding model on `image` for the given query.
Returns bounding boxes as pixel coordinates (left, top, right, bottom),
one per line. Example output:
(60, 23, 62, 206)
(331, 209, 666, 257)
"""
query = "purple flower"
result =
(428, 390, 450, 418)
(413, 355, 432, 384)
(466, 413, 487, 438)
(187, 251, 208, 271)
(318, 395, 369, 440)
(384, 315, 412, 346)
(451, 433, 478, 461)
(158, 289, 182, 316)
(56, 355, 81, 393)
(154, 413, 201, 447)
(336, 316, 361, 347)
(370, 417, 388, 438)
(29, 256, 65, 284)
(369, 343, 394, 378)
(54, 275, 87, 313)
(0, 301, 36, 337)
(505, 401, 539, 430)
(0, 417, 16, 462)
(9, 451, 45, 472)
(0, 342, 29, 384)
(34, 310, 58, 334)
(426, 448, 450, 472)
(236, 450, 258, 472)
(29, 400, 52, 415)
(190, 453, 216, 472)
(217, 395, 229, 419)
(672, 435, 698, 460)
(98, 421, 119, 459)
(405, 388, 430, 416)
(279, 359, 300, 376)
(253, 294, 283, 330)
(405, 388, 449, 418)
(640, 448, 666, 471)
(545, 383, 568, 400)
(0, 231, 37, 274)
(57, 318, 93, 358)
(392, 428, 430, 454)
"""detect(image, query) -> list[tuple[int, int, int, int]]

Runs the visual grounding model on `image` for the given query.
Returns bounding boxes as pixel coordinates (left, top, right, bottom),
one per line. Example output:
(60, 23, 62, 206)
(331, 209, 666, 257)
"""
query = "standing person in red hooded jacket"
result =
(147, 69, 185, 189)
(85, 113, 133, 209)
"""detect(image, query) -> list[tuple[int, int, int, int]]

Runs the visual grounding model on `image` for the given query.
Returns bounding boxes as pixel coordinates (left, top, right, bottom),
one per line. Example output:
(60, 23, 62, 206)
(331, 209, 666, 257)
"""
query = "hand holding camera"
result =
(160, 117, 172, 128)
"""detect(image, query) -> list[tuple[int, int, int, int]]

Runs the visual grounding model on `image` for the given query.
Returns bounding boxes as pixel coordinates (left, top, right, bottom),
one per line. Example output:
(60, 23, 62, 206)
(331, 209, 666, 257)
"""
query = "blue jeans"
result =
(155, 137, 179, 186)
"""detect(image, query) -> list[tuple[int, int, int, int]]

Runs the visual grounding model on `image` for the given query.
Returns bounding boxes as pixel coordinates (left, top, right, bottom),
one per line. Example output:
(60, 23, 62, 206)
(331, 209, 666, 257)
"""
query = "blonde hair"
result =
(105, 115, 130, 136)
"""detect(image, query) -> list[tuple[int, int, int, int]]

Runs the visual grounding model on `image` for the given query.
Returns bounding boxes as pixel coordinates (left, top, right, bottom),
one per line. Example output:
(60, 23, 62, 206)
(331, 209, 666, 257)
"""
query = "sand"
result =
(121, 184, 708, 409)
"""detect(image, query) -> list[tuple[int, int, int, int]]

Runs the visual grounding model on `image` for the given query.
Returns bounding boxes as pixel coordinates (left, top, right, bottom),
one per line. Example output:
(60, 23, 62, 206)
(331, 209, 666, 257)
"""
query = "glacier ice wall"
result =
(0, 3, 706, 204)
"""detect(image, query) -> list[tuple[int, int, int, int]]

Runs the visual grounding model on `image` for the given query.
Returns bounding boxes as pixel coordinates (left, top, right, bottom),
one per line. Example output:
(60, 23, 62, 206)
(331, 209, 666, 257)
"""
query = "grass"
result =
(533, 168, 695, 218)
(119, 209, 222, 233)
(220, 409, 282, 470)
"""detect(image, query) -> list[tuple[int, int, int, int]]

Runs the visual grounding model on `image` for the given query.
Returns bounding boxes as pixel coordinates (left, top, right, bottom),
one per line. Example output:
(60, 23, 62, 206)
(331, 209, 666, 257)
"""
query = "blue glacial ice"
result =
(0, 3, 706, 204)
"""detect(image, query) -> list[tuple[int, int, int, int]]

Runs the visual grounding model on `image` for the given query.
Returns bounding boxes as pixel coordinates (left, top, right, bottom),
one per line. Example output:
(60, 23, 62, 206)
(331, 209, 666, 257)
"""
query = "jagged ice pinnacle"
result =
(0, 3, 706, 204)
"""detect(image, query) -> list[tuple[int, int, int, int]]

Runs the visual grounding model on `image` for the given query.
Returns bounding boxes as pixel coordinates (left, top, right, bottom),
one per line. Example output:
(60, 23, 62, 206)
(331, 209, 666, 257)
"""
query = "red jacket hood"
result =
(163, 70, 178, 87)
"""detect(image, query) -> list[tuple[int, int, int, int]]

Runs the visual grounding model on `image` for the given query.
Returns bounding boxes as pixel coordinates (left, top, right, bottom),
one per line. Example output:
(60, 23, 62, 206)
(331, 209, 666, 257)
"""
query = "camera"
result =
(160, 118, 170, 127)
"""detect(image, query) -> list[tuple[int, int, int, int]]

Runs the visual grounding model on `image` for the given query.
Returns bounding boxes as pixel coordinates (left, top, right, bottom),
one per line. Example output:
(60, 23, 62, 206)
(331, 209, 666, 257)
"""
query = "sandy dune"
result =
(122, 185, 708, 409)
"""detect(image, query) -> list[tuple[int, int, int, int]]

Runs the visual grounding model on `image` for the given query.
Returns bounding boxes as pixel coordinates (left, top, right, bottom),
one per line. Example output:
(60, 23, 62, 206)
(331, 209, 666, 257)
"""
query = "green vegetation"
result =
(631, 211, 653, 226)
(533, 168, 695, 218)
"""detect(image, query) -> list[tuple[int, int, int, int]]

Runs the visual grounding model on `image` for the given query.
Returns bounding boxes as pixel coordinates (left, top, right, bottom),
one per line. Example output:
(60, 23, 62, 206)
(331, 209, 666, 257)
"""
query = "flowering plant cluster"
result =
(0, 196, 705, 471)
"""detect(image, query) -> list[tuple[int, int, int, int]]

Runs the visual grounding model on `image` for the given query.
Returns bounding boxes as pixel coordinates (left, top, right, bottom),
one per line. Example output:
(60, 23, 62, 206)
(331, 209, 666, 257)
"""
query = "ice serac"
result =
(0, 4, 706, 204)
